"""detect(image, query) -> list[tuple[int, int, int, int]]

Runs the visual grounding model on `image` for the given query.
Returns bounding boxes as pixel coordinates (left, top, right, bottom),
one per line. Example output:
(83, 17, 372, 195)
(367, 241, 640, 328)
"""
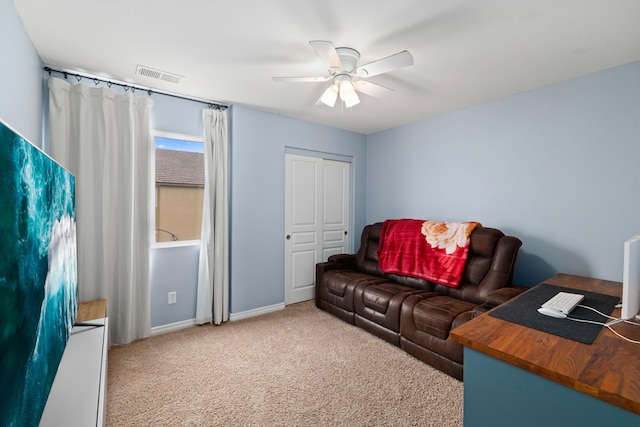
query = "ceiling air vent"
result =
(136, 65, 183, 84)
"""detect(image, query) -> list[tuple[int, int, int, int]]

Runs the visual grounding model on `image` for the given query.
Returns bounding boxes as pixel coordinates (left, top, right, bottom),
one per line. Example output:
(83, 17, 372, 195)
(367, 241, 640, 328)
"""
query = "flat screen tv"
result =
(0, 119, 78, 426)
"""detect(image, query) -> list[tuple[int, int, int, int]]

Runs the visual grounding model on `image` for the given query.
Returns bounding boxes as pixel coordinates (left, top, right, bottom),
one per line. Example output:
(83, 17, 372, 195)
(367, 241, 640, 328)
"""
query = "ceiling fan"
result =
(272, 40, 414, 108)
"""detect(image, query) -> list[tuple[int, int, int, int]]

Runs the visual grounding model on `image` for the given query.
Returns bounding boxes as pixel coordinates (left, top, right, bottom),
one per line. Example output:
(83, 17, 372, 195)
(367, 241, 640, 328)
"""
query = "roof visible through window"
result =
(154, 134, 204, 243)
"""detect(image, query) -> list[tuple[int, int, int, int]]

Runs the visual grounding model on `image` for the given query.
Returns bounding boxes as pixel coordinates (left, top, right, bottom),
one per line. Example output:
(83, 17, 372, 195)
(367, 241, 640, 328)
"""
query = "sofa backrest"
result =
(355, 223, 434, 291)
(355, 222, 522, 303)
(355, 223, 384, 276)
(435, 227, 522, 304)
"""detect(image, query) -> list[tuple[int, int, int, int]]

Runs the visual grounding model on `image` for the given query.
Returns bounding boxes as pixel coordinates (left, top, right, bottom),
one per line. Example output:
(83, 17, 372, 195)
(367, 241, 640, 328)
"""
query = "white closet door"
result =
(322, 159, 350, 260)
(284, 154, 350, 305)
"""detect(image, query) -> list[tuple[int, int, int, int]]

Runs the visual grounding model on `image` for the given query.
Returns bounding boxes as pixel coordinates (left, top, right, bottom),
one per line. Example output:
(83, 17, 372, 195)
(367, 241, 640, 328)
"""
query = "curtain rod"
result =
(44, 66, 227, 110)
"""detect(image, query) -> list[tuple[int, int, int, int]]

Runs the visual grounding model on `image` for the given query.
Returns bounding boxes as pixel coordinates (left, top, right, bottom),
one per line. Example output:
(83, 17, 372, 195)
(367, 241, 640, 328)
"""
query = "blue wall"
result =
(367, 61, 640, 286)
(150, 243, 199, 327)
(230, 105, 367, 313)
(151, 93, 204, 136)
(148, 94, 205, 327)
(0, 0, 43, 146)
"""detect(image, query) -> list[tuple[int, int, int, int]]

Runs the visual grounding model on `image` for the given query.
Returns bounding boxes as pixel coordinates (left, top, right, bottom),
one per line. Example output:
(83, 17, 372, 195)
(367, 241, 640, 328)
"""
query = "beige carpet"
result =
(107, 301, 463, 426)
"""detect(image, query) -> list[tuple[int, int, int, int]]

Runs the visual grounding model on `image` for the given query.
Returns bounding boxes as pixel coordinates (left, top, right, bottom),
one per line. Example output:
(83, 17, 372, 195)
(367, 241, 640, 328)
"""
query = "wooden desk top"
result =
(451, 273, 640, 415)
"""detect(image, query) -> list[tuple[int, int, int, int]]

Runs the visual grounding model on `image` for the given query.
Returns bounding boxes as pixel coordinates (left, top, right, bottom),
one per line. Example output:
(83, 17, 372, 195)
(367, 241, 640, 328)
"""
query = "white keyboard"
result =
(541, 292, 584, 314)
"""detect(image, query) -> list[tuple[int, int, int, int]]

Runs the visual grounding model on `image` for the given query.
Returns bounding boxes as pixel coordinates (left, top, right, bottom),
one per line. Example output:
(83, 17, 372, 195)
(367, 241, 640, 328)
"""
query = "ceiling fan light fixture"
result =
(320, 84, 338, 107)
(339, 80, 360, 108)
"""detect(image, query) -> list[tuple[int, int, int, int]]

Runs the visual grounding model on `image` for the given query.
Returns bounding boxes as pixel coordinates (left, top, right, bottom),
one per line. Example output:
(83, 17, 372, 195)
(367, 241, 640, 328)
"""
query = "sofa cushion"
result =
(362, 282, 416, 314)
(355, 282, 424, 340)
(324, 271, 384, 298)
(320, 270, 388, 316)
(411, 295, 477, 340)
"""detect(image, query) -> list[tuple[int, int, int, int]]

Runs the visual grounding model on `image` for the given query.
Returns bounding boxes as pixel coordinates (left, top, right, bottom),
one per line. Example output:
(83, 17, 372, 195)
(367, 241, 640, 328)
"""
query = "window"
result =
(153, 131, 204, 243)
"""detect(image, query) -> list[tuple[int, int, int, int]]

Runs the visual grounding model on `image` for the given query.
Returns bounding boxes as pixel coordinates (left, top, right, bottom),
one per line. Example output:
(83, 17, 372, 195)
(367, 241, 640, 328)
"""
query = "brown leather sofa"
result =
(315, 221, 525, 380)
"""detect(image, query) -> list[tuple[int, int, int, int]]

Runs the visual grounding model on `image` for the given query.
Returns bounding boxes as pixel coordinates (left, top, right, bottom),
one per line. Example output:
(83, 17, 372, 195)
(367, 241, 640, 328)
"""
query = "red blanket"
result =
(377, 219, 479, 288)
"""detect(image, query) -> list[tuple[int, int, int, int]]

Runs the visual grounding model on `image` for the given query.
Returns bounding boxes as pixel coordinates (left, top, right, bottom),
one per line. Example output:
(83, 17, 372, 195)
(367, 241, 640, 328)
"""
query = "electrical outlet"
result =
(168, 291, 177, 304)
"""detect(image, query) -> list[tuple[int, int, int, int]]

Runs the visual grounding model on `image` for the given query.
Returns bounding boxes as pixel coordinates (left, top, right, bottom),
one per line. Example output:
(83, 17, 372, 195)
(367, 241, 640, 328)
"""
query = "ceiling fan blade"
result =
(309, 40, 343, 73)
(356, 50, 414, 77)
(353, 80, 394, 98)
(272, 76, 331, 83)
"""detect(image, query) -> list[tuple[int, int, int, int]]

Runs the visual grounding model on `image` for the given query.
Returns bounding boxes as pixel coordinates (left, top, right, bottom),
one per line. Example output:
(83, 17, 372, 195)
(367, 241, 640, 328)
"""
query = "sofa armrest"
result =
(327, 253, 357, 266)
(472, 286, 527, 318)
(315, 254, 357, 308)
(472, 303, 494, 318)
(484, 285, 528, 307)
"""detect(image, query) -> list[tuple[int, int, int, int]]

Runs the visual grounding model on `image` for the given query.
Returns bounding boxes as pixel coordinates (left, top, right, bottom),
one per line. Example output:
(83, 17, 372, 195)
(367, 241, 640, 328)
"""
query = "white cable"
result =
(577, 304, 616, 319)
(577, 304, 640, 325)
(565, 316, 640, 345)
(605, 324, 640, 344)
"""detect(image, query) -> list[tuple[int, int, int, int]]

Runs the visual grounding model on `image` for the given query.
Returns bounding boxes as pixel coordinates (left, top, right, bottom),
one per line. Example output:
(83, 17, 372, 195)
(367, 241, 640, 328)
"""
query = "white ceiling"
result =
(13, 0, 640, 135)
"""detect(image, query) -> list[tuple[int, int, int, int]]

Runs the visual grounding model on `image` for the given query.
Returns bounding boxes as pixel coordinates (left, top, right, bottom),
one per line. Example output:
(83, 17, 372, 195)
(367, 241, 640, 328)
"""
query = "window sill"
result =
(151, 240, 200, 249)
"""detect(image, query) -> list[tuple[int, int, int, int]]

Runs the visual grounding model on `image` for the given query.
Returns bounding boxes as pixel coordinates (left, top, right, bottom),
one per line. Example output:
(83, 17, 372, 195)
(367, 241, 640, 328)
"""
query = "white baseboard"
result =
(151, 303, 286, 335)
(229, 302, 285, 321)
(151, 318, 197, 336)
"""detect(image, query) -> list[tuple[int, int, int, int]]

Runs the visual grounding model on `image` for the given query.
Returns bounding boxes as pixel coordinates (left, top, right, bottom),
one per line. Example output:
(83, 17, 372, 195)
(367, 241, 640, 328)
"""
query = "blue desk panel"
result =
(464, 348, 640, 427)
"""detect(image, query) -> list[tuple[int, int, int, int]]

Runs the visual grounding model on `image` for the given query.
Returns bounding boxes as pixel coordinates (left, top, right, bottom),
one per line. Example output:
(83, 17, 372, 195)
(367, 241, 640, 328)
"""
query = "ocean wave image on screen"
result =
(0, 121, 77, 427)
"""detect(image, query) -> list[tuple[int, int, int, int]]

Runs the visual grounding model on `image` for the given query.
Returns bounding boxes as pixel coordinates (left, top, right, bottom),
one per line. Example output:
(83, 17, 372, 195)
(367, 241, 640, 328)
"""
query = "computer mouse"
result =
(537, 307, 567, 319)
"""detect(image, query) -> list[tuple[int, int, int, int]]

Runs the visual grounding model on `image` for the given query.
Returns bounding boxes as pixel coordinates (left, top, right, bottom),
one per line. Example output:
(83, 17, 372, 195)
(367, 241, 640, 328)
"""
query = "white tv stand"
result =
(40, 301, 108, 427)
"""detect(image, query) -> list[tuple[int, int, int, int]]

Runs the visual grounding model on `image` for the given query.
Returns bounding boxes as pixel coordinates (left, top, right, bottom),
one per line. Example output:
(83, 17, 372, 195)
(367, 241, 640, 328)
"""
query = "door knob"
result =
(286, 235, 291, 240)
(344, 231, 348, 235)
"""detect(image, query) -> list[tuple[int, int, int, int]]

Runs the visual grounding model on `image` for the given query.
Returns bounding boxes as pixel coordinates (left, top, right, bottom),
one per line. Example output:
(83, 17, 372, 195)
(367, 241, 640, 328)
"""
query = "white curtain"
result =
(196, 108, 229, 325)
(47, 77, 153, 345)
